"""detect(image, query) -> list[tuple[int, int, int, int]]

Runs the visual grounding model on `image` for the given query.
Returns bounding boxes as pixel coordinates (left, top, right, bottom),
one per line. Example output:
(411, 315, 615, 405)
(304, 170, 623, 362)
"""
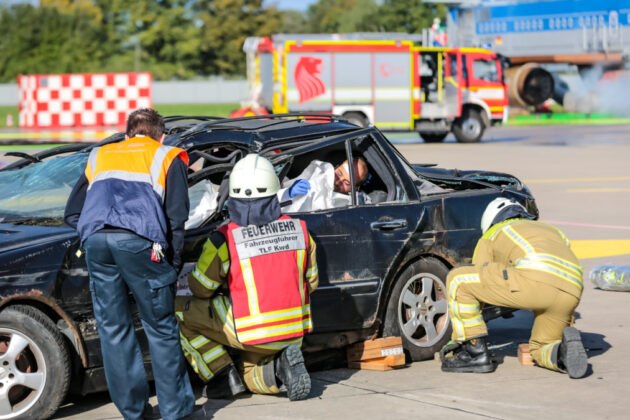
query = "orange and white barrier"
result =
(18, 72, 151, 128)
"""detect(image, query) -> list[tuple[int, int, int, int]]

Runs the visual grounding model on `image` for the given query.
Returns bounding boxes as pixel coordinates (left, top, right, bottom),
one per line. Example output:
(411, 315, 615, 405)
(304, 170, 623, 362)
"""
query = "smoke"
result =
(562, 65, 630, 116)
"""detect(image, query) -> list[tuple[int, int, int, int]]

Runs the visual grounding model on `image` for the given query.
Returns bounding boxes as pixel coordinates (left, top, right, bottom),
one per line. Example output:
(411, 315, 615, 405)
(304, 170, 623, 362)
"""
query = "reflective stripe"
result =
(306, 266, 318, 278)
(448, 273, 481, 342)
(235, 305, 310, 329)
(190, 335, 210, 349)
(296, 249, 306, 305)
(203, 345, 227, 364)
(86, 148, 98, 181)
(503, 226, 535, 254)
(457, 302, 480, 313)
(240, 258, 260, 316)
(191, 267, 221, 291)
(462, 315, 484, 327)
(222, 261, 230, 273)
(237, 320, 306, 343)
(514, 259, 583, 288)
(213, 296, 236, 335)
(180, 332, 213, 381)
(539, 341, 561, 370)
(150, 145, 175, 190)
(175, 311, 184, 321)
(89, 170, 152, 189)
(519, 253, 583, 277)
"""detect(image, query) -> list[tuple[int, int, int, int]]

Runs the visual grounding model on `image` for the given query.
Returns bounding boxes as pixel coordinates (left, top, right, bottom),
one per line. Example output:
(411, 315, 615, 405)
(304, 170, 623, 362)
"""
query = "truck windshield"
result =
(472, 59, 498, 82)
(0, 154, 87, 222)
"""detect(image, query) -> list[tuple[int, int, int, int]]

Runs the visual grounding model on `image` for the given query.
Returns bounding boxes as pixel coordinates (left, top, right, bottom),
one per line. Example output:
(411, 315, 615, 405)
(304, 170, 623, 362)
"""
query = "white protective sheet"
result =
(278, 160, 354, 213)
(185, 180, 218, 229)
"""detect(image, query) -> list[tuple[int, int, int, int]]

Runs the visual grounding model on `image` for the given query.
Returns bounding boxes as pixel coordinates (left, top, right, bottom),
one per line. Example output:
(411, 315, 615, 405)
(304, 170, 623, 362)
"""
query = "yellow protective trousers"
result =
(447, 264, 580, 372)
(174, 295, 302, 394)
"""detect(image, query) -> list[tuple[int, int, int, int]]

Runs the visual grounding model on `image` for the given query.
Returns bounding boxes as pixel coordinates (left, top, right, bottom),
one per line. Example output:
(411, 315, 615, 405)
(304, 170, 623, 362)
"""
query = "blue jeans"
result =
(85, 232, 195, 420)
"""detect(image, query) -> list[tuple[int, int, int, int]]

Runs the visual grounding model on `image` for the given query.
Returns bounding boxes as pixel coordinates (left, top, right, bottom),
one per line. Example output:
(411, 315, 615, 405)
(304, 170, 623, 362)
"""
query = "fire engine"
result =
(232, 34, 508, 143)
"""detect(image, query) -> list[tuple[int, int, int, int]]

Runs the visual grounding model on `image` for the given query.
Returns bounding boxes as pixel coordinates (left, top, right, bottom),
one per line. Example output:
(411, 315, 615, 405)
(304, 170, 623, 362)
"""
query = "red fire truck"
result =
(232, 34, 508, 143)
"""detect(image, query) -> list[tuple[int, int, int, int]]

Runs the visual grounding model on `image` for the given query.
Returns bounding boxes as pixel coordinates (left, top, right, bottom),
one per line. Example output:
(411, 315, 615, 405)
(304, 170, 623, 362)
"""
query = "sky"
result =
(264, 0, 319, 11)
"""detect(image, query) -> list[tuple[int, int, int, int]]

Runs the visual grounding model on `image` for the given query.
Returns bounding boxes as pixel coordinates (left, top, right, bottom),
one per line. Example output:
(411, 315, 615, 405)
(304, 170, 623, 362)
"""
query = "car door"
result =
(281, 133, 424, 332)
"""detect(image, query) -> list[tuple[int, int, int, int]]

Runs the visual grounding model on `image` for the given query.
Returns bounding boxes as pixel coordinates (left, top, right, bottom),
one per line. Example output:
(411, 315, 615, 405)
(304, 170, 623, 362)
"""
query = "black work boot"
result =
(441, 337, 496, 373)
(203, 364, 247, 399)
(274, 344, 311, 401)
(558, 327, 588, 379)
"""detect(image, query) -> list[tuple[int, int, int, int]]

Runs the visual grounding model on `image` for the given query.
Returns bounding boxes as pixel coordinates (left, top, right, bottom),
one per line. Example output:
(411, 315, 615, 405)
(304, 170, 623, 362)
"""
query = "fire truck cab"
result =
(236, 35, 507, 143)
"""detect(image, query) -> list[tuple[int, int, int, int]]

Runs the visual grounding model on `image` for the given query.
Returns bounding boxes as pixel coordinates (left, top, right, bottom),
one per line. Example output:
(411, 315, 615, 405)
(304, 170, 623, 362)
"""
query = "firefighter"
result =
(440, 197, 588, 379)
(175, 154, 319, 401)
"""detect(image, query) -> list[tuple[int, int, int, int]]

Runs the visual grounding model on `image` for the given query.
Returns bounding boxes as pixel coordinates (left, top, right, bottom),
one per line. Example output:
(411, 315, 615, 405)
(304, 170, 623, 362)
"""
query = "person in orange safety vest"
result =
(175, 153, 318, 401)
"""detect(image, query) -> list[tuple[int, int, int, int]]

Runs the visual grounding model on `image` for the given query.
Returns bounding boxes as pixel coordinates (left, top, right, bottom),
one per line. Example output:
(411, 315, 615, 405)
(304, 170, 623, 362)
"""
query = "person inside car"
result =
(175, 153, 319, 401)
(278, 157, 371, 213)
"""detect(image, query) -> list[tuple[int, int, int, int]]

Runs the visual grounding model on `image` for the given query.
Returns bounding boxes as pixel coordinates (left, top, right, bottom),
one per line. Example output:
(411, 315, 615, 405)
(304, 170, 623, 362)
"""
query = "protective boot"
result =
(203, 364, 247, 399)
(557, 327, 588, 379)
(274, 344, 311, 401)
(441, 337, 496, 373)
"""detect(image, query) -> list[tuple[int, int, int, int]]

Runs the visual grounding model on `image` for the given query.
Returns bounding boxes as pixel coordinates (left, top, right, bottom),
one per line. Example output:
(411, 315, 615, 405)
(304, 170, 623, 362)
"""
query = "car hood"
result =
(0, 223, 77, 254)
(412, 165, 526, 190)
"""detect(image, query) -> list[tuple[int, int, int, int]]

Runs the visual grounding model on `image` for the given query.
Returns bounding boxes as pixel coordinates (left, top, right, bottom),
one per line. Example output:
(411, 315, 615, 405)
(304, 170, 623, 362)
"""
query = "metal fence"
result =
(0, 78, 248, 106)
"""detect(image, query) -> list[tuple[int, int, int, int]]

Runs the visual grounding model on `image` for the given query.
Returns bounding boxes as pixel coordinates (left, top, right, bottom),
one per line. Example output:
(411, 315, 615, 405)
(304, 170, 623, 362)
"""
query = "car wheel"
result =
(419, 132, 448, 143)
(452, 108, 485, 143)
(383, 258, 451, 361)
(0, 305, 71, 420)
(343, 112, 368, 128)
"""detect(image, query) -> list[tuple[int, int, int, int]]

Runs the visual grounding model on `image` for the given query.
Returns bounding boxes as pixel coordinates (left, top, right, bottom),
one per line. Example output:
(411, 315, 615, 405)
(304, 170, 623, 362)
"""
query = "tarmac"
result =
(3, 123, 628, 420)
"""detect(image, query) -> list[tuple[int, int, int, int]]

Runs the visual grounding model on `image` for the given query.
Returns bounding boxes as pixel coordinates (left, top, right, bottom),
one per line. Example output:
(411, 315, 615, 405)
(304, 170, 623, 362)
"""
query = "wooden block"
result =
(517, 343, 534, 366)
(348, 354, 406, 371)
(346, 337, 403, 362)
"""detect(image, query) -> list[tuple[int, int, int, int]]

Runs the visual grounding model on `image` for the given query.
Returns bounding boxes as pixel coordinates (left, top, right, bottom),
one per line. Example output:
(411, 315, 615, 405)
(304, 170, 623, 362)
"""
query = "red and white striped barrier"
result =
(18, 72, 152, 128)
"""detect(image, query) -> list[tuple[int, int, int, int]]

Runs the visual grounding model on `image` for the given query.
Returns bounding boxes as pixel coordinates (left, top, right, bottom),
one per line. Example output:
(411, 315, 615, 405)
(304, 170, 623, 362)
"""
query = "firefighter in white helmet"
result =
(175, 154, 319, 400)
(441, 197, 587, 378)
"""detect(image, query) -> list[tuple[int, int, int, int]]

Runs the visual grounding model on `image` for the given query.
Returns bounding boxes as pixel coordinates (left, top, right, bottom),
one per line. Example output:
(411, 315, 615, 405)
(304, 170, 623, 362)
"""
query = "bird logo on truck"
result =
(294, 56, 325, 103)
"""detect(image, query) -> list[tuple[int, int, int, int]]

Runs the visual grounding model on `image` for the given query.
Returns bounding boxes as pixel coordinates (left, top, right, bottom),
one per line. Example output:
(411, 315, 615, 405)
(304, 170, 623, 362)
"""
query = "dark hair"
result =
(126, 108, 165, 141)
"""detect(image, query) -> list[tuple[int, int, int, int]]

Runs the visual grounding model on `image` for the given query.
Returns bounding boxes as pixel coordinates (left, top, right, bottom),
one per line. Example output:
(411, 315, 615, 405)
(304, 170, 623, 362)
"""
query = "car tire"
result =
(0, 305, 71, 420)
(452, 108, 485, 143)
(419, 132, 448, 143)
(383, 257, 451, 362)
(343, 112, 368, 128)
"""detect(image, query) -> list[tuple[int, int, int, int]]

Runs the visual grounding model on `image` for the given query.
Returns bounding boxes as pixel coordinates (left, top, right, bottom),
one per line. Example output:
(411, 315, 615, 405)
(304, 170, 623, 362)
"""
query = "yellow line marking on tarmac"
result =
(570, 240, 630, 259)
(523, 177, 630, 184)
(567, 188, 630, 193)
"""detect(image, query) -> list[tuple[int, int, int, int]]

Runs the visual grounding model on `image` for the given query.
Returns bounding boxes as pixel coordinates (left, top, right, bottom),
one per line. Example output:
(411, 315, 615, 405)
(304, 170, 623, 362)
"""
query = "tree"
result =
(306, 0, 378, 33)
(193, 0, 283, 76)
(365, 0, 447, 34)
(0, 4, 108, 82)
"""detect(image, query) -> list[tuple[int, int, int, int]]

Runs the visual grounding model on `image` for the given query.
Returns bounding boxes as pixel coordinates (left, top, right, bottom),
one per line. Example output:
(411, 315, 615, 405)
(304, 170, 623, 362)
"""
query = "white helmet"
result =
(480, 197, 531, 234)
(229, 154, 280, 199)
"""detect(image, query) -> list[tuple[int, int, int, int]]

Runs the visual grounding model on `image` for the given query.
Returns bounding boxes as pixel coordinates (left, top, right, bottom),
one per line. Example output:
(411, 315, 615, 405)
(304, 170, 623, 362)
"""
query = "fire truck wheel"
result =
(343, 112, 368, 128)
(420, 132, 448, 143)
(0, 305, 71, 420)
(453, 108, 485, 143)
(383, 257, 452, 362)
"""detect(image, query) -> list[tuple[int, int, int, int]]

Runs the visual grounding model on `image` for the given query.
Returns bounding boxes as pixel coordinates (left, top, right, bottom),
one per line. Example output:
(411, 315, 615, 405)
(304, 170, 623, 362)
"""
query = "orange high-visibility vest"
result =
(219, 216, 312, 345)
(77, 135, 188, 246)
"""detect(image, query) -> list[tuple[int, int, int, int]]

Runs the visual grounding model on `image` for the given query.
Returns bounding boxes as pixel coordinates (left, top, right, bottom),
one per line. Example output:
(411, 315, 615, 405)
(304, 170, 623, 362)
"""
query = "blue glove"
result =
(288, 179, 311, 198)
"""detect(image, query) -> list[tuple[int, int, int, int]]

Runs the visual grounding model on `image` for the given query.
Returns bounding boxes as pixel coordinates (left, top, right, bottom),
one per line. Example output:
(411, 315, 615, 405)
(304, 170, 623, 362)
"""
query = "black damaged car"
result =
(0, 114, 537, 419)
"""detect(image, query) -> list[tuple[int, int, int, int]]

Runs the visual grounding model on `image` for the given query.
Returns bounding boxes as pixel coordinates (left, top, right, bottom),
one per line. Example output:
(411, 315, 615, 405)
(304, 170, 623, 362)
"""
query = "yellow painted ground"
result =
(570, 240, 630, 259)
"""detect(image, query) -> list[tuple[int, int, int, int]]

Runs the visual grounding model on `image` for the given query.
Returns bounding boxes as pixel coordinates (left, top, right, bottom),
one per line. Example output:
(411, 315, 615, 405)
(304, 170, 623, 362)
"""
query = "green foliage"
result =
(366, 0, 447, 33)
(306, 0, 378, 33)
(0, 0, 446, 82)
